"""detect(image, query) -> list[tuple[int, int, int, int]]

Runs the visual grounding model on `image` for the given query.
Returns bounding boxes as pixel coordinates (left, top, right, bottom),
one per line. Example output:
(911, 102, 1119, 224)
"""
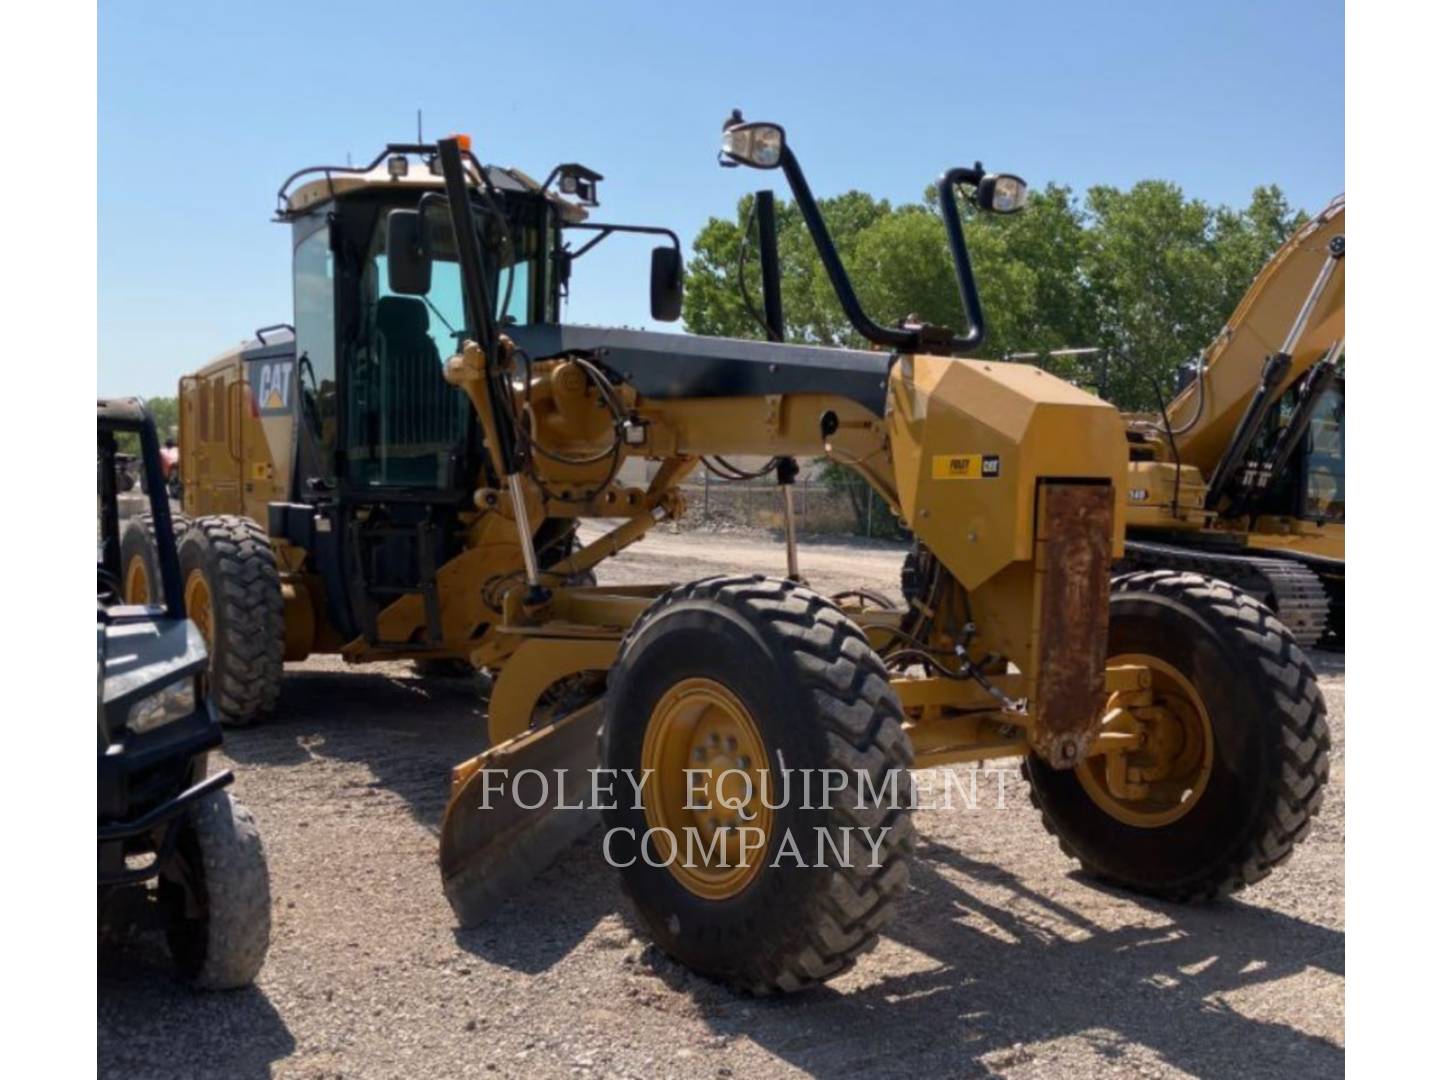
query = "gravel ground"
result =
(98, 530, 1344, 1079)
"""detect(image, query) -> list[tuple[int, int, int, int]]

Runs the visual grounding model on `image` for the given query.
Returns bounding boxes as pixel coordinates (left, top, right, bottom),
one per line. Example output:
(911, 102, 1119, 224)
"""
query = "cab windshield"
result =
(343, 204, 538, 489)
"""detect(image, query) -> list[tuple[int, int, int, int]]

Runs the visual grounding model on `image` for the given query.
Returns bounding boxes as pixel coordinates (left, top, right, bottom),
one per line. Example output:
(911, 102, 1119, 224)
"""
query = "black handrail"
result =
(274, 142, 503, 219)
(275, 143, 437, 217)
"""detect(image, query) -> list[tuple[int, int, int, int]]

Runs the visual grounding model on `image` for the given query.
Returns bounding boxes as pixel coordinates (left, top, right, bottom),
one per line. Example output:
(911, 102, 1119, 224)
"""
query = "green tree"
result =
(113, 395, 178, 456)
(146, 396, 179, 442)
(1078, 183, 1306, 408)
(683, 190, 894, 347)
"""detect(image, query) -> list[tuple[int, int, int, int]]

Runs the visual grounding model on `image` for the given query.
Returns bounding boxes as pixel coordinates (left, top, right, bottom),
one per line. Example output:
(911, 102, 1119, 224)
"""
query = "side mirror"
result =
(650, 246, 683, 322)
(385, 209, 432, 295)
(720, 121, 786, 169)
(976, 173, 1028, 214)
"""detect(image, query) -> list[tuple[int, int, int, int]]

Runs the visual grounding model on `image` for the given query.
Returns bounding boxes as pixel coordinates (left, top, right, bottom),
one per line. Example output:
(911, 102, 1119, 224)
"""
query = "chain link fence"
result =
(675, 465, 906, 539)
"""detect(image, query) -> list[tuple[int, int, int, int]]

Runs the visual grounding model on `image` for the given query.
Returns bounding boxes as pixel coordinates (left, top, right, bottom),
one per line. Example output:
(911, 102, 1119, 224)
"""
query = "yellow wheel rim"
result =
(124, 555, 150, 605)
(640, 677, 773, 900)
(184, 569, 214, 650)
(1078, 653, 1214, 828)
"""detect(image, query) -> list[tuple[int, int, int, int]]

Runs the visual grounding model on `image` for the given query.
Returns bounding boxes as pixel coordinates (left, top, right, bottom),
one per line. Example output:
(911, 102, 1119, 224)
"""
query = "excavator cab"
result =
(1250, 370, 1345, 526)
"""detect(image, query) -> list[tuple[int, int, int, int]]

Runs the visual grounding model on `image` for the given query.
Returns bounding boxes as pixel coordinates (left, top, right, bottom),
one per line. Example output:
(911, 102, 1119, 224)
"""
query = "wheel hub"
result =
(184, 569, 214, 649)
(640, 678, 773, 899)
(1078, 653, 1214, 828)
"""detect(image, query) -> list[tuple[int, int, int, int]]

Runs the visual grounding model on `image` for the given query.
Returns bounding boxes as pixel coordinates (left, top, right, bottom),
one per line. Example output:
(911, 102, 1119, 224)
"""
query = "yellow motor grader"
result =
(1120, 197, 1345, 647)
(124, 115, 1329, 993)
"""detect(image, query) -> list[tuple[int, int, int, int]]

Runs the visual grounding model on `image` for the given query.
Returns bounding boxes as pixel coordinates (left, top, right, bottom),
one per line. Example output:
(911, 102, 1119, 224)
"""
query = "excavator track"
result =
(1118, 540, 1329, 649)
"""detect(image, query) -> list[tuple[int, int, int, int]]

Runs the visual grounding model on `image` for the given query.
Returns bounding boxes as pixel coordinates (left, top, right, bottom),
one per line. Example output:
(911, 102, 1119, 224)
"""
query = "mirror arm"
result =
(560, 221, 682, 262)
(770, 143, 992, 356)
(756, 190, 784, 343)
(934, 166, 988, 355)
(776, 145, 916, 352)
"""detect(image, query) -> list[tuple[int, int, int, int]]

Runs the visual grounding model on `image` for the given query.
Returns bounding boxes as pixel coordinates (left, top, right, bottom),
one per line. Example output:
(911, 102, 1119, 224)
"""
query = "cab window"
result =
(1304, 386, 1344, 521)
(343, 238, 471, 490)
(294, 223, 338, 476)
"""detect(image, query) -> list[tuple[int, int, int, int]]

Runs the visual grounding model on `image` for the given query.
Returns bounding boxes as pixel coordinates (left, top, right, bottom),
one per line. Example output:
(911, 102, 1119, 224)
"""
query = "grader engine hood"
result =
(889, 354, 1128, 585)
(890, 353, 1128, 765)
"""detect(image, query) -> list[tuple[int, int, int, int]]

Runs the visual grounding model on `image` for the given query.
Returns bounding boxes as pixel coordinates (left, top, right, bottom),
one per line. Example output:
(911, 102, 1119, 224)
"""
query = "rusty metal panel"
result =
(1032, 483, 1114, 768)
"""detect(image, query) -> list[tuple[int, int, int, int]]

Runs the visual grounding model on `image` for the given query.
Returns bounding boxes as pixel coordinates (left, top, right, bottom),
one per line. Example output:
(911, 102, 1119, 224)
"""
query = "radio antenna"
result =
(417, 109, 423, 143)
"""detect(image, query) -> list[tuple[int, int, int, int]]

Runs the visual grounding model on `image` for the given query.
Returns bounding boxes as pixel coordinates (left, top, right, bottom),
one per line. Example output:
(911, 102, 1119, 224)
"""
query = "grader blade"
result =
(439, 699, 604, 925)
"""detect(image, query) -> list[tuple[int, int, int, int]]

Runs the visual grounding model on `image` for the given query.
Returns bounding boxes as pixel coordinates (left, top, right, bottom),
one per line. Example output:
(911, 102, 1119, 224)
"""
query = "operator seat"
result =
(375, 295, 455, 450)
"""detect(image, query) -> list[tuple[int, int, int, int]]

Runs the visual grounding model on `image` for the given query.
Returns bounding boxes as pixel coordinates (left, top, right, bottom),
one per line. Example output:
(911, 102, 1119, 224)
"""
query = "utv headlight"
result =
(128, 678, 197, 734)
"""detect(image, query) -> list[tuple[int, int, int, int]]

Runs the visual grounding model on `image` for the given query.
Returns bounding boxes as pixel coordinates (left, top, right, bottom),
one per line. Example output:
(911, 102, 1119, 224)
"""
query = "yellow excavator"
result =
(1120, 196, 1344, 647)
(126, 115, 1329, 993)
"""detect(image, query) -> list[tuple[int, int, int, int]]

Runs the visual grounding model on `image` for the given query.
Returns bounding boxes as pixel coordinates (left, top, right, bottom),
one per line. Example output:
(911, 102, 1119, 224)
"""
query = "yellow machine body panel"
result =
(178, 342, 297, 522)
(1121, 460, 1209, 529)
(891, 353, 1127, 590)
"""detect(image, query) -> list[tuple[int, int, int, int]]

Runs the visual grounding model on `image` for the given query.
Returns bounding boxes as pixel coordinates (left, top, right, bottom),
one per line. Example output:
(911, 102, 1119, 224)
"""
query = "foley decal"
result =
(248, 359, 295, 417)
(932, 453, 1001, 480)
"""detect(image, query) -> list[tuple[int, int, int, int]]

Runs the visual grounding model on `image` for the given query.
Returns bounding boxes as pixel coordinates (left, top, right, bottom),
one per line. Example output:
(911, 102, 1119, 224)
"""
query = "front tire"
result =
(162, 791, 272, 990)
(601, 575, 914, 994)
(1025, 570, 1330, 901)
(178, 516, 284, 726)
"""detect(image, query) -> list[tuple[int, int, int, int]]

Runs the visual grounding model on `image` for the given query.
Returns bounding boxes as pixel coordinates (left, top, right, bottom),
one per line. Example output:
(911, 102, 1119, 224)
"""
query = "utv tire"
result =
(163, 790, 272, 990)
(601, 575, 915, 994)
(1025, 570, 1330, 901)
(178, 516, 284, 727)
(120, 511, 191, 605)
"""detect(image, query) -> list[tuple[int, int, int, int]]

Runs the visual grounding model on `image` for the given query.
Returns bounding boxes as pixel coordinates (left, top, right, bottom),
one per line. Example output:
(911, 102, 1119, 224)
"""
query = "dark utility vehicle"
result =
(98, 399, 271, 989)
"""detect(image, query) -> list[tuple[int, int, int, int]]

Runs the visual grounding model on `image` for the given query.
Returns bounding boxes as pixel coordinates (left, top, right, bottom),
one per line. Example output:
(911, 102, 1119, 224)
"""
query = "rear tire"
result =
(1025, 570, 1330, 901)
(601, 575, 914, 994)
(163, 790, 271, 990)
(178, 516, 284, 727)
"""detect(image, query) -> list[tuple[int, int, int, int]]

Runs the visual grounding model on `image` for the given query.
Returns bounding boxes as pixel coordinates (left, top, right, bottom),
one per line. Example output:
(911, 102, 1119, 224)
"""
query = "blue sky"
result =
(99, 0, 1343, 397)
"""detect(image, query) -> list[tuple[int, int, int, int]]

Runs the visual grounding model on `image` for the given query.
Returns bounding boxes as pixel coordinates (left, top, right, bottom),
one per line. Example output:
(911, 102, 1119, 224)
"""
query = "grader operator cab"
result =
(1120, 196, 1345, 647)
(133, 114, 1329, 993)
